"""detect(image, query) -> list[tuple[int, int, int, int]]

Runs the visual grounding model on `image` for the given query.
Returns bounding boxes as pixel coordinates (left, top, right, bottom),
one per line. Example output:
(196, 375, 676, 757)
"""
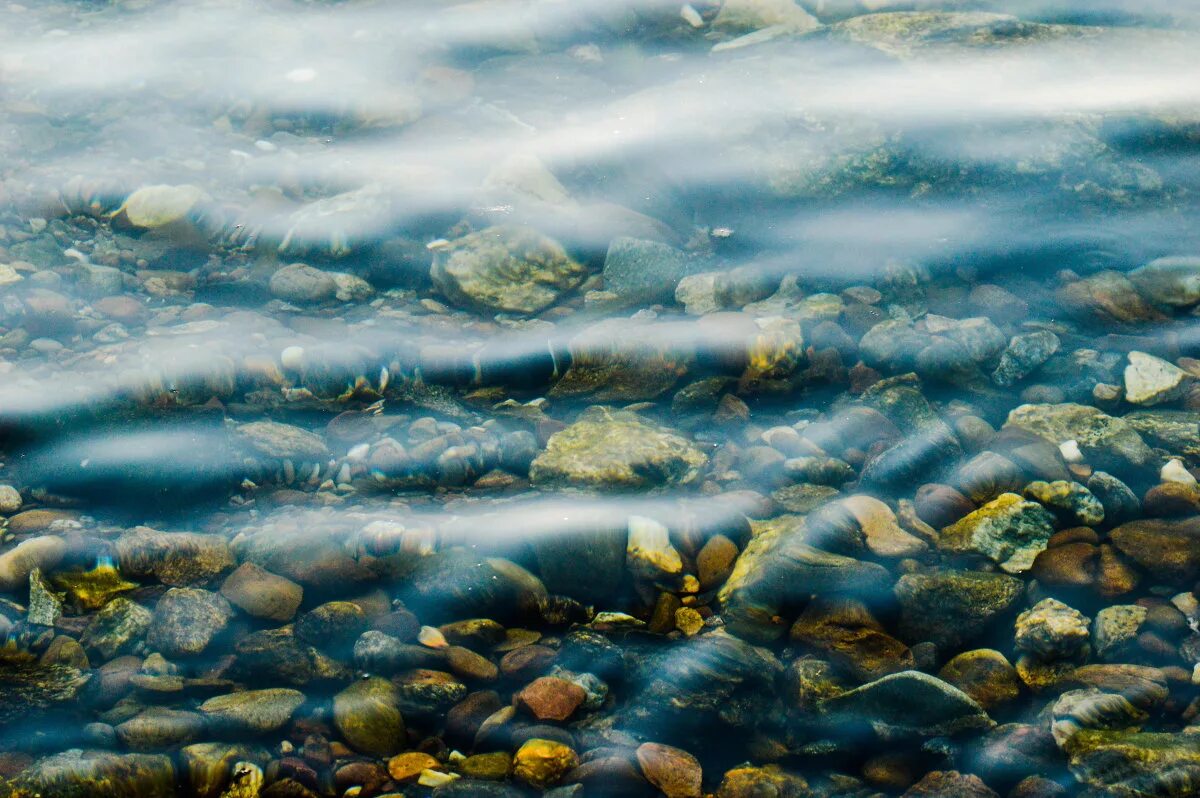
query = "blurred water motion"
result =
(2, 0, 1200, 796)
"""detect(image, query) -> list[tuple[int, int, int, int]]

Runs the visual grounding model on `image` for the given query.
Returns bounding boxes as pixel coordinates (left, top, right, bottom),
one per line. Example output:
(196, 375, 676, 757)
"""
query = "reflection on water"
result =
(2, 0, 1200, 796)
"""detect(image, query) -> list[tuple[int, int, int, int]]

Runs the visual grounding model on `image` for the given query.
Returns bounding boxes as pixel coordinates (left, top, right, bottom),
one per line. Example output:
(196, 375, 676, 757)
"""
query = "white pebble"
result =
(1161, 458, 1196, 485)
(418, 625, 448, 648)
(347, 443, 370, 462)
(418, 770, 458, 788)
(281, 345, 304, 371)
(1059, 440, 1083, 463)
(680, 3, 703, 27)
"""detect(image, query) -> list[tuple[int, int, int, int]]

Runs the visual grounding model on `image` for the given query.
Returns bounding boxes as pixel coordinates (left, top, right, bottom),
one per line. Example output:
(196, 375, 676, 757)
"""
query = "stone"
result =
(1015, 599, 1090, 661)
(294, 601, 368, 653)
(446, 646, 499, 682)
(902, 771, 999, 798)
(626, 515, 683, 583)
(234, 420, 329, 461)
(0, 535, 67, 592)
(697, 534, 739, 590)
(1092, 605, 1147, 661)
(387, 752, 439, 783)
(27, 567, 64, 626)
(530, 408, 707, 490)
(789, 597, 914, 681)
(513, 739, 578, 789)
(719, 515, 891, 642)
(115, 527, 234, 587)
(713, 0, 819, 34)
(1124, 351, 1191, 405)
(1067, 731, 1200, 796)
(1023, 480, 1105, 527)
(268, 263, 338, 303)
(820, 670, 994, 738)
(118, 184, 208, 231)
(180, 743, 269, 798)
(431, 226, 586, 315)
(200, 688, 305, 734)
(602, 237, 693, 305)
(1056, 270, 1166, 325)
(1110, 518, 1200, 584)
(0, 484, 21, 513)
(80, 597, 152, 660)
(1124, 411, 1200, 459)
(636, 743, 702, 798)
(1143, 481, 1200, 516)
(550, 317, 696, 401)
(1005, 403, 1156, 474)
(115, 708, 206, 750)
(992, 331, 1060, 387)
(715, 765, 808, 798)
(1030, 542, 1097, 588)
(938, 649, 1021, 710)
(219, 562, 303, 622)
(1129, 256, 1200, 307)
(938, 493, 1057, 573)
(915, 484, 975, 529)
(894, 570, 1024, 650)
(11, 750, 175, 798)
(459, 751, 511, 781)
(1088, 471, 1141, 524)
(333, 676, 405, 757)
(147, 588, 233, 658)
(841, 495, 927, 558)
(516, 677, 586, 722)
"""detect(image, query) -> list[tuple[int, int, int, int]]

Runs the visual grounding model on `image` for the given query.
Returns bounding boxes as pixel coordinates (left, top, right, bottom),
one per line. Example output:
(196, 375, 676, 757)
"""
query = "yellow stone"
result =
(513, 739, 578, 788)
(388, 752, 439, 782)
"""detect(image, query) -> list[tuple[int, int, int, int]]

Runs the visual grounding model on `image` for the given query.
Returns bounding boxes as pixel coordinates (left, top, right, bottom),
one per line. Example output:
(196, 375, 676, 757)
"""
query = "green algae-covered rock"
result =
(938, 493, 1056, 573)
(530, 407, 707, 490)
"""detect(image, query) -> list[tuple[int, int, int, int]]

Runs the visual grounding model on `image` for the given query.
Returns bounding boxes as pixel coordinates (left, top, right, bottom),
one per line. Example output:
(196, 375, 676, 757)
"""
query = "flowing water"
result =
(2, 1, 1200, 796)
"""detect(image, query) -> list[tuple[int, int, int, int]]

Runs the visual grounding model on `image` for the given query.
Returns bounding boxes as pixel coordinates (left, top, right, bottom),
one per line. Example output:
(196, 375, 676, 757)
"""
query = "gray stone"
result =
(1005, 403, 1157, 474)
(11, 750, 175, 798)
(115, 708, 207, 751)
(81, 597, 153, 660)
(147, 588, 233, 658)
(1093, 605, 1146, 662)
(894, 570, 1024, 650)
(28, 567, 64, 626)
(602, 237, 693, 306)
(0, 484, 22, 513)
(333, 676, 406, 757)
(1124, 410, 1200, 459)
(1129, 256, 1200, 307)
(234, 420, 329, 461)
(269, 263, 338, 303)
(992, 331, 1060, 387)
(820, 670, 994, 738)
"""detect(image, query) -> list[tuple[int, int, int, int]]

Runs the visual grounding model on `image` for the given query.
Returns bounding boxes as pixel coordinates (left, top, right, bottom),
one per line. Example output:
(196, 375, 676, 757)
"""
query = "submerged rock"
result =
(820, 670, 994, 739)
(938, 493, 1056, 574)
(10, 750, 175, 798)
(894, 570, 1024, 650)
(1067, 730, 1200, 797)
(529, 407, 707, 490)
(430, 226, 586, 315)
(1015, 599, 1091, 661)
(1124, 351, 1191, 406)
(333, 676, 406, 758)
(1004, 403, 1157, 474)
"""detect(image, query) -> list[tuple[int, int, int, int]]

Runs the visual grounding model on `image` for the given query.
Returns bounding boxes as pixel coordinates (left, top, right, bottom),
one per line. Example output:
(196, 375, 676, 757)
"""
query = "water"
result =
(2, 1, 1200, 796)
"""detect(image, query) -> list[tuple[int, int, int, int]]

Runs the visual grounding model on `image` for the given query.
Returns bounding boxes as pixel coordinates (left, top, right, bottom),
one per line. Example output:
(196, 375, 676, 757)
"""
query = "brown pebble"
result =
(697, 535, 739, 590)
(445, 690, 502, 745)
(1096, 544, 1140, 597)
(636, 742, 702, 798)
(1029, 542, 1097, 588)
(446, 645, 499, 682)
(861, 752, 915, 791)
(500, 645, 557, 680)
(515, 677, 585, 722)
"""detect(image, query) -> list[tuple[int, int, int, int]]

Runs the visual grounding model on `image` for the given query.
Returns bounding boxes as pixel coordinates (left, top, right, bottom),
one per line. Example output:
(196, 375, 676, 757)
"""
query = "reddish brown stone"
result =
(636, 743, 702, 798)
(1030, 542, 1098, 588)
(515, 677, 585, 722)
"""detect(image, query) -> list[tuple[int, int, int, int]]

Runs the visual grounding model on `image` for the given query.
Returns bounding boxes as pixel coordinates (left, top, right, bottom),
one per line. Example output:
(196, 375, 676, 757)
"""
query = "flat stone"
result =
(220, 562, 303, 622)
(199, 688, 305, 734)
(516, 677, 586, 722)
(1005, 403, 1156, 474)
(894, 570, 1024, 650)
(820, 670, 994, 739)
(0, 535, 67, 592)
(636, 742, 702, 798)
(1124, 351, 1191, 406)
(269, 263, 338, 304)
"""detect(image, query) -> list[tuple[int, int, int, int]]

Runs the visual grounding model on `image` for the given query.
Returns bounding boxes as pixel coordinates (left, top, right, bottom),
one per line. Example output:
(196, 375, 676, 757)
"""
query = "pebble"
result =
(512, 739, 578, 789)
(515, 677, 586, 722)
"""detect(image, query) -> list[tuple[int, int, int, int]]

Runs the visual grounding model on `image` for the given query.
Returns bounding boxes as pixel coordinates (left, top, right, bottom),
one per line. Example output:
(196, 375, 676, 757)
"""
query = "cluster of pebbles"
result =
(3, 1, 1200, 798)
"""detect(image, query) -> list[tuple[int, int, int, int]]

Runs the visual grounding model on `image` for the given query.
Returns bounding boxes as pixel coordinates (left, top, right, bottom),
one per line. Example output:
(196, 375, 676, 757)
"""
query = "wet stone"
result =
(199, 688, 305, 734)
(80, 597, 152, 660)
(219, 562, 303, 622)
(333, 676, 406, 758)
(146, 587, 232, 658)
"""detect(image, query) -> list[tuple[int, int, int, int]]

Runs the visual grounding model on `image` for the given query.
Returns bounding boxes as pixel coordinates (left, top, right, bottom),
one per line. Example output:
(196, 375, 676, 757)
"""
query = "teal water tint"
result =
(1, 1, 1200, 796)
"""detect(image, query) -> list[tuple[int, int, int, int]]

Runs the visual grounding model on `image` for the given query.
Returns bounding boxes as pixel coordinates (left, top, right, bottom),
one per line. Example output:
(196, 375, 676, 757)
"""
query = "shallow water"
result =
(2, 1, 1200, 796)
